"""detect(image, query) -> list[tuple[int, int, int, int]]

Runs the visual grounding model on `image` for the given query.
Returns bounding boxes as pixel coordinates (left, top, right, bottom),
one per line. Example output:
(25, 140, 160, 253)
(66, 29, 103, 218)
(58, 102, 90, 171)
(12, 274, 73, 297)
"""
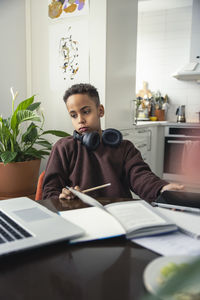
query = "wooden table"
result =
(0, 198, 160, 300)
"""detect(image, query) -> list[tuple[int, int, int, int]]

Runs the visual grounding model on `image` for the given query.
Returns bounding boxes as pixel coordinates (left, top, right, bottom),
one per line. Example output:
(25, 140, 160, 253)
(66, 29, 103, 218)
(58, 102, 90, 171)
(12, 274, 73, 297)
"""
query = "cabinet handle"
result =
(131, 100, 137, 125)
(147, 129, 152, 151)
(137, 143, 147, 148)
(137, 129, 147, 134)
(167, 140, 186, 144)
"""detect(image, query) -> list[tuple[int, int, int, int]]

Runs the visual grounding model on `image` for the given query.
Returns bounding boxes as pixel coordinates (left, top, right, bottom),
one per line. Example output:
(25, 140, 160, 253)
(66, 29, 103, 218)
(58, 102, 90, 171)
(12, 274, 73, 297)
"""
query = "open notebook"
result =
(59, 188, 177, 243)
(0, 197, 84, 256)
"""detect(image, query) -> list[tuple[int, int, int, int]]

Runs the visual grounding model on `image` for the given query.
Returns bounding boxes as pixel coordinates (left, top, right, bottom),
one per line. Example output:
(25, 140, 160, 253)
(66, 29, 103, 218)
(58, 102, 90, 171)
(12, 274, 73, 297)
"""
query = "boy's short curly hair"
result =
(63, 83, 100, 106)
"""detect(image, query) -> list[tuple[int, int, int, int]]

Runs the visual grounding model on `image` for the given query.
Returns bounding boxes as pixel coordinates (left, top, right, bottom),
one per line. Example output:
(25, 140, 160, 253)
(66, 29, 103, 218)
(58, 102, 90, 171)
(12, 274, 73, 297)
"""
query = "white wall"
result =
(88, 0, 138, 130)
(89, 0, 107, 115)
(136, 1, 200, 122)
(29, 0, 74, 171)
(30, 0, 70, 131)
(0, 0, 27, 117)
(105, 0, 138, 129)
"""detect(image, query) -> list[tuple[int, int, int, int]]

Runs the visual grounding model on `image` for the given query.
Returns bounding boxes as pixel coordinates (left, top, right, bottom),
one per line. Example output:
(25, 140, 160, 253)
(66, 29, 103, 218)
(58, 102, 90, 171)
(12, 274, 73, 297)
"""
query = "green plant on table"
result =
(0, 88, 70, 164)
(144, 257, 200, 300)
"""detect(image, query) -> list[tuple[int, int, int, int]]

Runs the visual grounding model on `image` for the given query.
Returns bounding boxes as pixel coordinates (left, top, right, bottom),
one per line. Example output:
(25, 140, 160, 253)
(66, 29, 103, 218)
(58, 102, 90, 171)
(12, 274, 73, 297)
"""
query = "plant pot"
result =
(155, 109, 165, 121)
(0, 159, 41, 200)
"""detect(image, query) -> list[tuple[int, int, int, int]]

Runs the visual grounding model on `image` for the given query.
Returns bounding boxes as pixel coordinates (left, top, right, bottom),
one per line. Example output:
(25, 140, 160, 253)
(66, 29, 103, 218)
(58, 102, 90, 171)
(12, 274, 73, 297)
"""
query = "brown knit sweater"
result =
(42, 136, 167, 202)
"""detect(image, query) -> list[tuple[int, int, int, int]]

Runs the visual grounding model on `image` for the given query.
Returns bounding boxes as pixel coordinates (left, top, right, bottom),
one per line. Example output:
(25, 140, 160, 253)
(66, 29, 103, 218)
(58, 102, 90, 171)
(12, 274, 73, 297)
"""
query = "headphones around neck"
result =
(73, 128, 122, 151)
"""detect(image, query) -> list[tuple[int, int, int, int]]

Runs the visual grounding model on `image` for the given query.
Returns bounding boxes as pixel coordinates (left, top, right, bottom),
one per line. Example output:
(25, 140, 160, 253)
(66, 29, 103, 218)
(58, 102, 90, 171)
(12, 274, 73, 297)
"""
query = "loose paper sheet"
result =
(155, 207, 200, 238)
(132, 231, 200, 256)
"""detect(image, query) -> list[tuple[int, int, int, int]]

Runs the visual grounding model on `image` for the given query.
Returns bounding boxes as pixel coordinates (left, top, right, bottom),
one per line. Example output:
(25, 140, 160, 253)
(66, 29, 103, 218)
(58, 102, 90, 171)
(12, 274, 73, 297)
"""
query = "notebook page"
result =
(59, 207, 125, 243)
(106, 202, 166, 232)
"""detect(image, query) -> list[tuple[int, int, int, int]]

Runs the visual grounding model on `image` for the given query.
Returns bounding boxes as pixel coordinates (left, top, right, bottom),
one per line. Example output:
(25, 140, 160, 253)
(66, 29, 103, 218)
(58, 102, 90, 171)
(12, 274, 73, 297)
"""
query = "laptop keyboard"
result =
(0, 211, 32, 244)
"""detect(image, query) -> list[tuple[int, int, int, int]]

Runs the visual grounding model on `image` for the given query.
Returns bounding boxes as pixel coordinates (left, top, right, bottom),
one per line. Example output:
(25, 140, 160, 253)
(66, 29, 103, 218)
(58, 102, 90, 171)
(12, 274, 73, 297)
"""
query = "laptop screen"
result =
(156, 191, 200, 209)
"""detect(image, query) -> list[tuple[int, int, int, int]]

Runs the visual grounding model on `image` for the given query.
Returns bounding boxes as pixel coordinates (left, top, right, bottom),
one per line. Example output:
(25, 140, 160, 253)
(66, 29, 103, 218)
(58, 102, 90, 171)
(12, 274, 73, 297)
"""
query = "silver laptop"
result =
(0, 197, 84, 256)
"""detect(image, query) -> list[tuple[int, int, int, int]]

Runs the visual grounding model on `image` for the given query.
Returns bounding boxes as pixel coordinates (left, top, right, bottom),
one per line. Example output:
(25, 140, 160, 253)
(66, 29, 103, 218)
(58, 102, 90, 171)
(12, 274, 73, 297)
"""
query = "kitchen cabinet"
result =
(133, 127, 151, 165)
(121, 124, 165, 199)
(120, 127, 152, 200)
(134, 125, 164, 178)
(150, 125, 165, 178)
(133, 123, 166, 178)
(121, 127, 151, 168)
(122, 125, 165, 177)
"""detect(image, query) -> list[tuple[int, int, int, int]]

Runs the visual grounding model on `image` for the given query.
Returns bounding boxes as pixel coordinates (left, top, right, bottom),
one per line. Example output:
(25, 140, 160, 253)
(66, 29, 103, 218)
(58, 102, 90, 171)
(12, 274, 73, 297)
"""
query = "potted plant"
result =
(0, 88, 70, 199)
(151, 91, 166, 121)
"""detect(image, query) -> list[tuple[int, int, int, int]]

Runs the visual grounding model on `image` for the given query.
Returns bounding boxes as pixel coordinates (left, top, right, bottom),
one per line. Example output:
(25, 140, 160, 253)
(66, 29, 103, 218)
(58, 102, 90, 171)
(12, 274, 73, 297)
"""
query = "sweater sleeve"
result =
(42, 141, 69, 200)
(124, 141, 168, 202)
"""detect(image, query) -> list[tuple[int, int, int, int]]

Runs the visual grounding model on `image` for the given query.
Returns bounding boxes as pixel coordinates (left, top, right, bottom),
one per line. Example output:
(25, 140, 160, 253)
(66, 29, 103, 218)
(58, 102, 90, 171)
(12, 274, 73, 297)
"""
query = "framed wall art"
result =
(49, 17, 89, 91)
(48, 0, 89, 20)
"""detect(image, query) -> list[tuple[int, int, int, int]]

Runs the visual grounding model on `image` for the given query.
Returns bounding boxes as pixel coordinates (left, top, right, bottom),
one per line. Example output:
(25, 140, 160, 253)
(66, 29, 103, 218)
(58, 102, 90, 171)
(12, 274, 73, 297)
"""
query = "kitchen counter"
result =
(135, 121, 167, 127)
(135, 121, 200, 127)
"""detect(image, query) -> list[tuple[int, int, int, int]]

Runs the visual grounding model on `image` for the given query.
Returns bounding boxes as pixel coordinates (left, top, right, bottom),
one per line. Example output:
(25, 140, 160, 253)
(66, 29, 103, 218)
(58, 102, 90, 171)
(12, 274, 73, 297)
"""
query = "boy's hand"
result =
(59, 185, 80, 201)
(160, 183, 184, 194)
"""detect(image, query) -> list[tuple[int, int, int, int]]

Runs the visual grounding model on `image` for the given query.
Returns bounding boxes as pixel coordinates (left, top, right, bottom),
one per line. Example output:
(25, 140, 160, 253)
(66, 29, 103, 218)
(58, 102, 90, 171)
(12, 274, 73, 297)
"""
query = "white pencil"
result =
(66, 183, 111, 194)
(82, 183, 111, 193)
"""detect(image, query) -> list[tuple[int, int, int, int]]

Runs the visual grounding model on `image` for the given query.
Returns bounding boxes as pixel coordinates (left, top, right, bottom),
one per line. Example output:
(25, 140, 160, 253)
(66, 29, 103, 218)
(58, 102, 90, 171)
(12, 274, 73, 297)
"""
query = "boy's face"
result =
(66, 94, 104, 135)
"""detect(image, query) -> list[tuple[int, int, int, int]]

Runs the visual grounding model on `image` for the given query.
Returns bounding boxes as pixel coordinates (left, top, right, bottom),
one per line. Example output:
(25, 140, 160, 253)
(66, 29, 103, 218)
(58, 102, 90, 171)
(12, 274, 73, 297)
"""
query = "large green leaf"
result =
(2, 118, 11, 128)
(35, 140, 52, 149)
(24, 147, 50, 159)
(22, 123, 38, 143)
(35, 150, 51, 156)
(0, 121, 11, 136)
(0, 121, 12, 149)
(15, 95, 35, 112)
(10, 95, 35, 130)
(27, 102, 41, 111)
(42, 130, 70, 137)
(16, 110, 41, 124)
(0, 151, 18, 163)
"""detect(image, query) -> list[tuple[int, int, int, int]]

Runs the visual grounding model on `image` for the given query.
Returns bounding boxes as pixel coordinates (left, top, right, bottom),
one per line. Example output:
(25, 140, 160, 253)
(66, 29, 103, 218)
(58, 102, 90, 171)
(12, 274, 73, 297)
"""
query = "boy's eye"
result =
(83, 109, 91, 114)
(70, 113, 77, 118)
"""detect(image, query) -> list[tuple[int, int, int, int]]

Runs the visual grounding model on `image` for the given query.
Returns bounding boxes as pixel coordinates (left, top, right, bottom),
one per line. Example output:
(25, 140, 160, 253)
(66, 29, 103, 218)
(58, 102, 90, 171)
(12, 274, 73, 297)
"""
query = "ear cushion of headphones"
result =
(73, 131, 100, 151)
(102, 128, 122, 147)
(82, 132, 100, 151)
(73, 130, 82, 141)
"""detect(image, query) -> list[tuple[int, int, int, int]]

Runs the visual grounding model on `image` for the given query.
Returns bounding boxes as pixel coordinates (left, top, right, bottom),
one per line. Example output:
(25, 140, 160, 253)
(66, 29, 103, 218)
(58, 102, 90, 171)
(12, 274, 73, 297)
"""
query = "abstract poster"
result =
(59, 26, 79, 80)
(49, 18, 89, 91)
(48, 0, 89, 19)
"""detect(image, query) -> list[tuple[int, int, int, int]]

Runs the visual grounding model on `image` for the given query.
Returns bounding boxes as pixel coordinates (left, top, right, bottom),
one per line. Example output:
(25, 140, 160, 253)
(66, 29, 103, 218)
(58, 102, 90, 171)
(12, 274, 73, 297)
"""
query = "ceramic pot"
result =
(0, 159, 41, 200)
(155, 109, 165, 121)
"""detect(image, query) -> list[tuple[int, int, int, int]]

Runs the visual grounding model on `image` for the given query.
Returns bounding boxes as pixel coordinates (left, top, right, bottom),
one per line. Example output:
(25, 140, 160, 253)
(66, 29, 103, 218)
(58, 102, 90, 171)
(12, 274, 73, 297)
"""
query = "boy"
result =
(42, 83, 183, 202)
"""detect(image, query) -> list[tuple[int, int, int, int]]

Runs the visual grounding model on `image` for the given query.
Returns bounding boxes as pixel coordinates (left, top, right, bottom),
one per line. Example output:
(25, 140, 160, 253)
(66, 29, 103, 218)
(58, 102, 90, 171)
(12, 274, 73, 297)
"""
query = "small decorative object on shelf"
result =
(135, 96, 150, 120)
(135, 82, 170, 121)
(135, 81, 152, 121)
